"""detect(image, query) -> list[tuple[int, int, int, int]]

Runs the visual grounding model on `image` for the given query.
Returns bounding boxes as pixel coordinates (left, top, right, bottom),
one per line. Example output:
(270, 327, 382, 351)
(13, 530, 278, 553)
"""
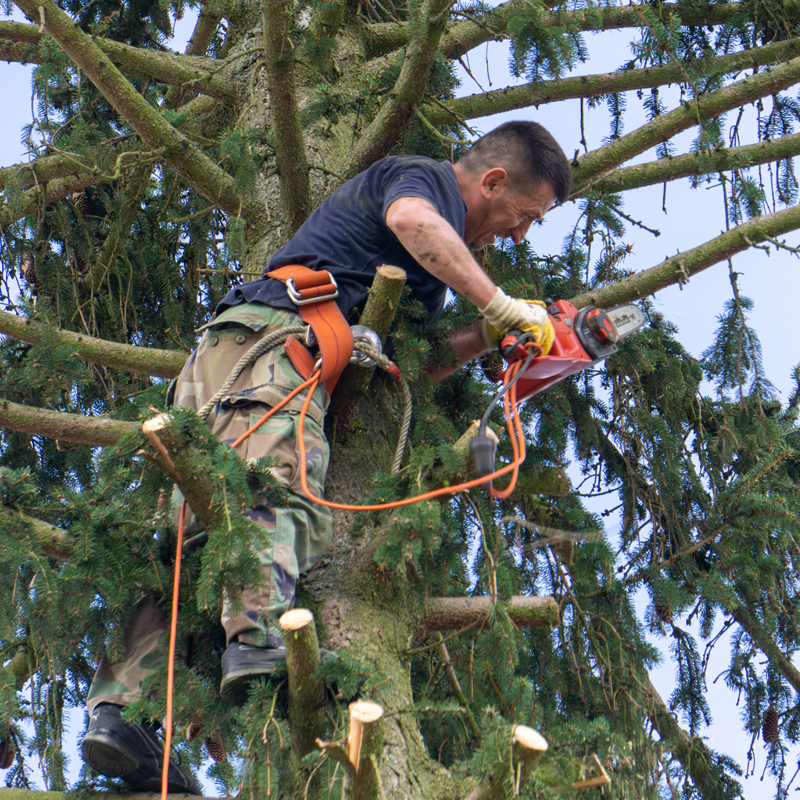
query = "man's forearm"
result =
(386, 198, 496, 309)
(427, 324, 492, 384)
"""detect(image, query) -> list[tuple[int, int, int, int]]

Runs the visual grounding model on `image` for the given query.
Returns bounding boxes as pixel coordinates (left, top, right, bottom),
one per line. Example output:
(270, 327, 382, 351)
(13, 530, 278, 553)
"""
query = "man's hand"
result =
(479, 288, 555, 355)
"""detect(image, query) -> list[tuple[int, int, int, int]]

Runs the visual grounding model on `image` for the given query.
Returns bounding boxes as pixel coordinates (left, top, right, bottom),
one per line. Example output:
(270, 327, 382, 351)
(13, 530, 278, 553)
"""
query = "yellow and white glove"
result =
(479, 288, 556, 355)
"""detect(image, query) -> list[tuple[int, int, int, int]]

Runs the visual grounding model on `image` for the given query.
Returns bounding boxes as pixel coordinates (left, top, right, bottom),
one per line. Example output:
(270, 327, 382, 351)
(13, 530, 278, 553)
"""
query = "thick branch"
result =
(422, 37, 800, 126)
(344, 0, 451, 178)
(0, 310, 186, 378)
(570, 202, 800, 311)
(12, 0, 258, 221)
(0, 21, 238, 102)
(0, 507, 72, 560)
(440, 0, 800, 62)
(262, 0, 312, 234)
(730, 605, 800, 694)
(0, 398, 137, 447)
(638, 673, 736, 796)
(420, 595, 558, 635)
(588, 132, 800, 195)
(329, 265, 407, 426)
(164, 0, 228, 107)
(572, 55, 800, 192)
(0, 165, 139, 228)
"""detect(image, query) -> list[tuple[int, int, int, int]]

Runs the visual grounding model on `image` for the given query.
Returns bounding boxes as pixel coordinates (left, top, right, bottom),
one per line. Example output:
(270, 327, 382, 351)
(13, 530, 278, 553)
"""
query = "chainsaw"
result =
(499, 299, 647, 402)
(471, 299, 647, 481)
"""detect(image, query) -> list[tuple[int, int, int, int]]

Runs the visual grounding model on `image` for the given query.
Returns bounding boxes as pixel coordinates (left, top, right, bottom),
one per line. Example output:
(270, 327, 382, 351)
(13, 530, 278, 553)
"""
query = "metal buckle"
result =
(285, 274, 339, 306)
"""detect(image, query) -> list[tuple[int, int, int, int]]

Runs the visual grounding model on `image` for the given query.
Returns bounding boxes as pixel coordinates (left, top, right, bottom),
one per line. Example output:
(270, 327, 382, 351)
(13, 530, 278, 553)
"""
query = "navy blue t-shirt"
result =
(216, 156, 467, 324)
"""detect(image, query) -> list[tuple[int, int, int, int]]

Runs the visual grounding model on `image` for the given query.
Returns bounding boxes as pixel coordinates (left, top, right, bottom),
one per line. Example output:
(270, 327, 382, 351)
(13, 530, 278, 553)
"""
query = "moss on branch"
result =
(0, 507, 72, 560)
(364, 0, 800, 60)
(420, 595, 559, 635)
(440, 0, 800, 62)
(0, 21, 238, 101)
(587, 132, 800, 195)
(570, 202, 800, 311)
(0, 398, 137, 447)
(262, 0, 312, 234)
(423, 37, 800, 125)
(572, 55, 800, 191)
(344, 0, 452, 178)
(0, 309, 187, 378)
(12, 0, 258, 222)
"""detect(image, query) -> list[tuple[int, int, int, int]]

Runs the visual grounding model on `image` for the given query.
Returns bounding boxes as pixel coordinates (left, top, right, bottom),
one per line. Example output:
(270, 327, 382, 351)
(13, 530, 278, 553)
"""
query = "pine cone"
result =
(0, 738, 14, 769)
(21, 252, 37, 293)
(186, 720, 203, 742)
(204, 735, 227, 764)
(655, 602, 672, 624)
(480, 352, 505, 383)
(72, 191, 90, 215)
(73, 250, 88, 276)
(762, 705, 779, 744)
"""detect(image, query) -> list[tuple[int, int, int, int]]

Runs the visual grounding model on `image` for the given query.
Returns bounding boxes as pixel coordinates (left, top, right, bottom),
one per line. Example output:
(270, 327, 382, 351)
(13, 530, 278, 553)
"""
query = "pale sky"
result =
(1, 6, 798, 797)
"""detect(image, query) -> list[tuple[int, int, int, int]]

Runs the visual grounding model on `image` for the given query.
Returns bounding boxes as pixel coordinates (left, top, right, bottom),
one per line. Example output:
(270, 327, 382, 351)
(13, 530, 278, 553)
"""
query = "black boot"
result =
(220, 642, 287, 704)
(82, 703, 201, 795)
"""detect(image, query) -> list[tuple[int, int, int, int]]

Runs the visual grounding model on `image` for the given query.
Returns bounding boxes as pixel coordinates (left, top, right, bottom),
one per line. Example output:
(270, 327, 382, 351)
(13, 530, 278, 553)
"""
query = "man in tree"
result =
(80, 120, 571, 793)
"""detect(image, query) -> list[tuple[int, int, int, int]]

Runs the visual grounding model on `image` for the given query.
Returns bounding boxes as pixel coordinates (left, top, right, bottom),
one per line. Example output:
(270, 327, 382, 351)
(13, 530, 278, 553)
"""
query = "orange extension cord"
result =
(161, 352, 531, 797)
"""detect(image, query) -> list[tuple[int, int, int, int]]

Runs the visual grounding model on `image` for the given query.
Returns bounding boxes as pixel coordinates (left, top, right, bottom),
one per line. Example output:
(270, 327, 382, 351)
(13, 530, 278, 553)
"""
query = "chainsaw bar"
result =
(606, 303, 647, 340)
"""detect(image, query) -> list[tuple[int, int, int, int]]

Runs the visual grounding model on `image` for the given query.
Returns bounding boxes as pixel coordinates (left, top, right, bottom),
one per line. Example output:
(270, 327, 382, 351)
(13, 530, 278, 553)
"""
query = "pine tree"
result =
(2, 1, 800, 798)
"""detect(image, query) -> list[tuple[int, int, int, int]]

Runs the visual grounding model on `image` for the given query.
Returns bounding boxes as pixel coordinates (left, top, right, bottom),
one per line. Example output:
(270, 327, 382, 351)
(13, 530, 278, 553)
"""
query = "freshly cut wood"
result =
(573, 753, 611, 790)
(512, 725, 548, 753)
(280, 608, 314, 630)
(347, 700, 384, 770)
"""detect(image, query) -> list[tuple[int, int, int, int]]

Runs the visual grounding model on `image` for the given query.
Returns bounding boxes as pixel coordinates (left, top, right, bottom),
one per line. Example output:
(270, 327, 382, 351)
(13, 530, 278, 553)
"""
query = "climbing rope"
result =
(161, 326, 528, 798)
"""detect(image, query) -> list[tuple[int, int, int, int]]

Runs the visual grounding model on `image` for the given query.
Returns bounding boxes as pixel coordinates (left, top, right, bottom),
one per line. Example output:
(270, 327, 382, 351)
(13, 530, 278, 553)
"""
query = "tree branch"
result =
(262, 0, 312, 234)
(730, 605, 800, 694)
(439, 0, 800, 62)
(0, 506, 72, 561)
(0, 309, 186, 378)
(164, 0, 228, 107)
(0, 148, 160, 228)
(572, 55, 800, 192)
(570, 201, 800, 311)
(419, 595, 559, 636)
(587, 132, 800, 195)
(343, 0, 452, 178)
(88, 165, 154, 291)
(11, 0, 259, 222)
(0, 21, 238, 102)
(637, 673, 738, 796)
(0, 398, 137, 447)
(422, 37, 800, 126)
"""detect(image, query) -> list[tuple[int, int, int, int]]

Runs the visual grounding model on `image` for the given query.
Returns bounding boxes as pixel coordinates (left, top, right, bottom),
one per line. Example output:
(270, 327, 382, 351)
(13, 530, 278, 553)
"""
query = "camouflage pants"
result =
(86, 305, 334, 713)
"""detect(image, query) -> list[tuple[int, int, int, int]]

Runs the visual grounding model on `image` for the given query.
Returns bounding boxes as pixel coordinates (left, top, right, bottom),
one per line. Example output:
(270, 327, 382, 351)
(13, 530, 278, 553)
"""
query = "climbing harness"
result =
(160, 271, 534, 797)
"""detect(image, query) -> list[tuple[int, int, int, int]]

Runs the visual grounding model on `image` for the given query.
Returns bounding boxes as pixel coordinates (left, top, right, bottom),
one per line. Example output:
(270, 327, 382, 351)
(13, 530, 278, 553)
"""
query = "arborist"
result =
(80, 120, 572, 793)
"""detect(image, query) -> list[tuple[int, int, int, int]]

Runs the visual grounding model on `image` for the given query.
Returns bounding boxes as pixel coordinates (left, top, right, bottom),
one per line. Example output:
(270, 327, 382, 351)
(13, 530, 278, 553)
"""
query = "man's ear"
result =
(479, 167, 509, 198)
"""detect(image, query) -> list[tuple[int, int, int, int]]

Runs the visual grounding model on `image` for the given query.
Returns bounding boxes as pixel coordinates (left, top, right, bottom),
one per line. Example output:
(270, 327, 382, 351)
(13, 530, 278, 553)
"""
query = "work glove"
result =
(479, 287, 555, 355)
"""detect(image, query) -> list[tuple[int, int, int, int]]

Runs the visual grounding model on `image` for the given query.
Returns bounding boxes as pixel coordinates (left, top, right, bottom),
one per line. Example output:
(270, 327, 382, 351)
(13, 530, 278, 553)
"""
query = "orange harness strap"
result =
(269, 265, 353, 393)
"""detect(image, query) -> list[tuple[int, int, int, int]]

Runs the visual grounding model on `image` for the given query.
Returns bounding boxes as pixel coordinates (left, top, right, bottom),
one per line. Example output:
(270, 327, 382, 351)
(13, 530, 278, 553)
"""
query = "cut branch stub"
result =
(420, 595, 558, 636)
(512, 725, 548, 757)
(329, 265, 407, 428)
(279, 608, 326, 759)
(347, 700, 384, 770)
(573, 753, 611, 790)
(348, 700, 385, 800)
